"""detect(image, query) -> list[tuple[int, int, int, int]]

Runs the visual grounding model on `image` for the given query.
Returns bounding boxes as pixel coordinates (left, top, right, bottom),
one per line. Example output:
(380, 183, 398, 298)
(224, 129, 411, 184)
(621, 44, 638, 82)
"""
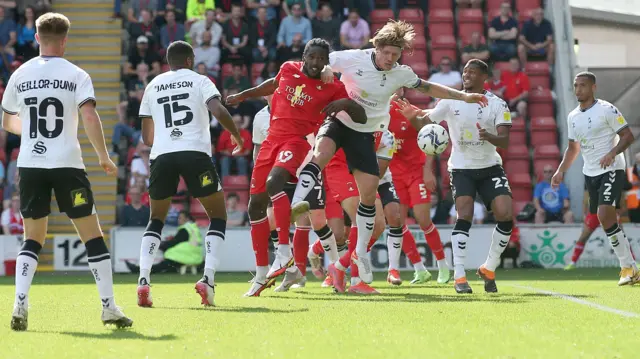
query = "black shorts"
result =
(544, 211, 565, 223)
(450, 165, 512, 210)
(585, 170, 624, 214)
(378, 181, 400, 207)
(149, 151, 221, 200)
(19, 167, 95, 220)
(282, 176, 326, 210)
(317, 118, 379, 177)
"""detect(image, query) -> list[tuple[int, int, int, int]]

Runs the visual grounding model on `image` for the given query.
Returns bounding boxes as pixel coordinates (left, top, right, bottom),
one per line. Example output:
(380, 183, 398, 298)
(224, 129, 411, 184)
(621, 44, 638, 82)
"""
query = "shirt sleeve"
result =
(400, 65, 421, 88)
(75, 71, 96, 109)
(533, 183, 542, 199)
(1, 72, 18, 114)
(201, 76, 221, 104)
(139, 83, 152, 117)
(428, 100, 449, 124)
(606, 103, 628, 133)
(328, 49, 359, 73)
(329, 79, 349, 102)
(494, 99, 512, 127)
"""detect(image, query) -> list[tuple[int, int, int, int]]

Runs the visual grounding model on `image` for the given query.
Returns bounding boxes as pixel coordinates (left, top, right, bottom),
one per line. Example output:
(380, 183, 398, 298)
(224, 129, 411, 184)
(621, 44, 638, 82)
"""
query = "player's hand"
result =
(477, 123, 492, 141)
(99, 155, 118, 176)
(231, 133, 244, 155)
(225, 93, 244, 107)
(423, 170, 437, 192)
(320, 66, 334, 84)
(464, 93, 488, 107)
(394, 97, 422, 121)
(600, 151, 616, 169)
(551, 171, 563, 189)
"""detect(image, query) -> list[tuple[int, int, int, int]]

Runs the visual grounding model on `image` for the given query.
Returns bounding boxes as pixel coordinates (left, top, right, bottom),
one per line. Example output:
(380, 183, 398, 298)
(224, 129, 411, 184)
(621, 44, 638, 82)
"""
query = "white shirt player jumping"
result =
(552, 71, 639, 285)
(134, 40, 243, 307)
(291, 21, 488, 286)
(396, 59, 514, 295)
(2, 13, 132, 331)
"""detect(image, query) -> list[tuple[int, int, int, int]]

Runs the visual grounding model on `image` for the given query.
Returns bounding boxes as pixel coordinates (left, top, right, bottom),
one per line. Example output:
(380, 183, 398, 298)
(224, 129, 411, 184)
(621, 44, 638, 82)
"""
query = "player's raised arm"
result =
(226, 77, 278, 106)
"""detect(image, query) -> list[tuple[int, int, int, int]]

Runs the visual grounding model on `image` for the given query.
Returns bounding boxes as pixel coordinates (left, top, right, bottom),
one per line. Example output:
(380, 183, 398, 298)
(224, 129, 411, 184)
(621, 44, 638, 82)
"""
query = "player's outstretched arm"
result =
(1, 112, 21, 135)
(208, 97, 244, 154)
(393, 96, 431, 130)
(413, 79, 488, 106)
(322, 99, 367, 124)
(226, 78, 278, 106)
(79, 101, 117, 175)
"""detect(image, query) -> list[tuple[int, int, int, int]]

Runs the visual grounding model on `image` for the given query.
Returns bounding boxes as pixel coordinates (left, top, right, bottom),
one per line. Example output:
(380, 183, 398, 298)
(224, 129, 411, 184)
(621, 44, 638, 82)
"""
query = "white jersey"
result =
(330, 49, 421, 133)
(1, 57, 95, 169)
(567, 99, 628, 177)
(139, 69, 221, 160)
(429, 91, 511, 170)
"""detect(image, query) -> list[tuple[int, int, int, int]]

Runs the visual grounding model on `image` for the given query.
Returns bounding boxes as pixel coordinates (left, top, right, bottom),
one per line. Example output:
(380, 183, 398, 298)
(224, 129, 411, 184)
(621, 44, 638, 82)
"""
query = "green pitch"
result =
(1, 269, 639, 358)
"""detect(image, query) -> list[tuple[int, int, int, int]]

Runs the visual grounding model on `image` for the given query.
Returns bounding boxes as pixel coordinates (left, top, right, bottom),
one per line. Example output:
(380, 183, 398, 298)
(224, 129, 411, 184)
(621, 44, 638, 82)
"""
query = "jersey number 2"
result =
(25, 97, 64, 139)
(158, 93, 193, 128)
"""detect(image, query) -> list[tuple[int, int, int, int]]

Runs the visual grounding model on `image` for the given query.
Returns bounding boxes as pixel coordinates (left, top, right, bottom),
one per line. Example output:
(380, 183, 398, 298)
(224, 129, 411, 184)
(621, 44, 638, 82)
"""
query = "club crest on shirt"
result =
(617, 115, 625, 125)
(293, 74, 300, 78)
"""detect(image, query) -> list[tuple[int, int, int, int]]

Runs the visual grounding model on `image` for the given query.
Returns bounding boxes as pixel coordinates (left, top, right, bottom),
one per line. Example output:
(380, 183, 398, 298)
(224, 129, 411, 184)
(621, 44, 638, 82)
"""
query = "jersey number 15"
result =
(158, 93, 193, 128)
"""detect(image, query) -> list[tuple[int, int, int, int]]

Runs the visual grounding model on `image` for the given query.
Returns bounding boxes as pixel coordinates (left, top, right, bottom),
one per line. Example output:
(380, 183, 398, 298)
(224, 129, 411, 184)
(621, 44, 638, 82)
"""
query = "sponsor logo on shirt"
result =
(349, 90, 377, 108)
(170, 128, 183, 140)
(32, 141, 47, 155)
(286, 84, 311, 106)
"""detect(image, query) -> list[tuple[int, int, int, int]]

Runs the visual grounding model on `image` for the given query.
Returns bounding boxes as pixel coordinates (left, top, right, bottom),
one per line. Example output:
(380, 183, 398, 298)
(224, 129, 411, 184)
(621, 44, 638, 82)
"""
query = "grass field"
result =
(0, 268, 639, 358)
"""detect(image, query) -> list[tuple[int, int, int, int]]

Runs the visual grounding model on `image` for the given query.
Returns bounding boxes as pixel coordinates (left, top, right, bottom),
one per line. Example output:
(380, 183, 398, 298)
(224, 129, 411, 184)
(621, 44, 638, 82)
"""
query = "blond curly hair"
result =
(371, 20, 415, 51)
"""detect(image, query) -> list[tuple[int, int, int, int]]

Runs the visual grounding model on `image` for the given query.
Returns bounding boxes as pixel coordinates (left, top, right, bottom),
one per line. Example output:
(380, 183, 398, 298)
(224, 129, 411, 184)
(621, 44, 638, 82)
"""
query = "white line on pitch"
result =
(510, 284, 640, 318)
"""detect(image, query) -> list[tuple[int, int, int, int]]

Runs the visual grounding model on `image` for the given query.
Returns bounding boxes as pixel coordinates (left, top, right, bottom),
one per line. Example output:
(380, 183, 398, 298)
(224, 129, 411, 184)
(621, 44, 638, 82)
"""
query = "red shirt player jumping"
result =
(226, 38, 366, 296)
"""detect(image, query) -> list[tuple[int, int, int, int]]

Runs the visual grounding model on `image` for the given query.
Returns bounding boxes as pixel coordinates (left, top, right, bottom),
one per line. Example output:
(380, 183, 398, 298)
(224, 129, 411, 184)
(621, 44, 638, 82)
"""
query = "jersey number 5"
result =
(25, 97, 64, 139)
(158, 93, 193, 128)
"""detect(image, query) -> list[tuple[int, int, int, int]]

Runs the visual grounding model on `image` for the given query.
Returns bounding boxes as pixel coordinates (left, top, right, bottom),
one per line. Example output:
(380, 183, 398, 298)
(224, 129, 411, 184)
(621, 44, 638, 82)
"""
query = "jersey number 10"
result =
(158, 93, 193, 128)
(25, 97, 64, 139)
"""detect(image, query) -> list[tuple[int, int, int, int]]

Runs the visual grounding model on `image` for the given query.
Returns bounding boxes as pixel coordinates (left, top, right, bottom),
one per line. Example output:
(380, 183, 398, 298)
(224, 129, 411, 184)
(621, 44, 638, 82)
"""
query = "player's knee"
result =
(248, 196, 268, 220)
(265, 170, 288, 196)
(584, 213, 600, 232)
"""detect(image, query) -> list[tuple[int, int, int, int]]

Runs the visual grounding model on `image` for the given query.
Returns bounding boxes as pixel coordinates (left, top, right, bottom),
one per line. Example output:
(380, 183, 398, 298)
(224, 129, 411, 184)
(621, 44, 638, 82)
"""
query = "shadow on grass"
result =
(31, 329, 177, 341)
(154, 305, 309, 314)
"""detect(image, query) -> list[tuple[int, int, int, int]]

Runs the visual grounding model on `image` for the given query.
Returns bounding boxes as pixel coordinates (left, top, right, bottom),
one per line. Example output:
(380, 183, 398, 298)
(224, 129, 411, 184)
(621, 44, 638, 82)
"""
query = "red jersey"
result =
(388, 101, 426, 174)
(269, 61, 349, 138)
(501, 70, 530, 101)
(216, 129, 252, 155)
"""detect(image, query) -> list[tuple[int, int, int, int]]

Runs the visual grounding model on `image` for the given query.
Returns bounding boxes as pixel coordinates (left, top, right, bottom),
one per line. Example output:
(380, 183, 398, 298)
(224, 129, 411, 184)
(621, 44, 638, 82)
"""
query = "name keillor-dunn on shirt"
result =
(154, 80, 194, 92)
(16, 79, 78, 93)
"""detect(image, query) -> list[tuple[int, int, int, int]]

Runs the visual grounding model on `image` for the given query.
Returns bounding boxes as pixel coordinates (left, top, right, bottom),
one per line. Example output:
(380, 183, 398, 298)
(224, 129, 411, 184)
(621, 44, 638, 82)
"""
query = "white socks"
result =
(606, 224, 635, 268)
(139, 219, 164, 285)
(85, 237, 116, 309)
(484, 221, 512, 272)
(387, 226, 403, 271)
(204, 219, 226, 285)
(14, 240, 42, 309)
(355, 203, 376, 256)
(451, 220, 471, 280)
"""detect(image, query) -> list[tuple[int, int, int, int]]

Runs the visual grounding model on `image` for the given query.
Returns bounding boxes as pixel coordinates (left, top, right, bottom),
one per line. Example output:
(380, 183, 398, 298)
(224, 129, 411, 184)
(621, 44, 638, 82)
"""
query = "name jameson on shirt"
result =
(16, 79, 78, 93)
(153, 81, 194, 92)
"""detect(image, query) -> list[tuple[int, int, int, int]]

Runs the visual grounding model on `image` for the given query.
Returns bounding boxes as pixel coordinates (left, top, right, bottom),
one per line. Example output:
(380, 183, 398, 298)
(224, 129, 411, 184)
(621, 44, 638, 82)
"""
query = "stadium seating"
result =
(530, 117, 558, 147)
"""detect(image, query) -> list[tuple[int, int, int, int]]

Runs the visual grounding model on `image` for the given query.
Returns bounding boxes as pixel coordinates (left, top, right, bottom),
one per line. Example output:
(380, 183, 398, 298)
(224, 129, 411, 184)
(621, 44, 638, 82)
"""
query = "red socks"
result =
(250, 217, 270, 266)
(293, 226, 310, 275)
(271, 192, 292, 246)
(339, 226, 357, 268)
(311, 239, 324, 255)
(571, 243, 585, 263)
(402, 225, 422, 265)
(424, 223, 445, 260)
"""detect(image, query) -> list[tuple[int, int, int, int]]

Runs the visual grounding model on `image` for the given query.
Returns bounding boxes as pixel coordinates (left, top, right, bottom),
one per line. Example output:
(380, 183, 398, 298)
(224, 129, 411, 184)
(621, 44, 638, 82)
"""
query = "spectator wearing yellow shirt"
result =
(187, 0, 215, 26)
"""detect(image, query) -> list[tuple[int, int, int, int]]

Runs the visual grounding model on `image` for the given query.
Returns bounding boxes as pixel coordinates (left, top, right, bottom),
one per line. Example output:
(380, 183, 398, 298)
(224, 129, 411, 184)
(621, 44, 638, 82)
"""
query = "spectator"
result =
(484, 67, 506, 99)
(1, 195, 22, 235)
(226, 193, 249, 226)
(221, 4, 251, 65)
(156, 0, 188, 26)
(223, 63, 251, 97)
(130, 142, 151, 188)
(428, 56, 462, 90)
(217, 114, 252, 178)
(312, 3, 341, 50)
(0, 7, 17, 75)
(628, 153, 640, 223)
(502, 57, 530, 117)
(125, 177, 151, 207)
(196, 62, 217, 83)
(456, 0, 482, 8)
(534, 165, 573, 224)
(254, 60, 278, 85)
(18, 0, 51, 18)
(114, 63, 149, 152)
(15, 6, 37, 61)
(488, 2, 518, 61)
(518, 7, 554, 67)
(160, 9, 186, 50)
(461, 31, 489, 65)
(339, 9, 369, 50)
(277, 3, 312, 48)
(120, 187, 151, 227)
(124, 36, 162, 79)
(449, 199, 485, 224)
(128, 8, 161, 50)
(128, 0, 159, 23)
(224, 87, 254, 128)
(189, 8, 222, 48)
(277, 32, 304, 62)
(245, 0, 280, 21)
(251, 6, 277, 63)
(186, 0, 215, 25)
(282, 0, 317, 19)
(194, 31, 220, 74)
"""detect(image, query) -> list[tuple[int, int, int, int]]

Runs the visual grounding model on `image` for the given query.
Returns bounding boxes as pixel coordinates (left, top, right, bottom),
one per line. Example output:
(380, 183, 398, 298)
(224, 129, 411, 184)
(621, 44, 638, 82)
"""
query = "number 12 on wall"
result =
(53, 236, 89, 271)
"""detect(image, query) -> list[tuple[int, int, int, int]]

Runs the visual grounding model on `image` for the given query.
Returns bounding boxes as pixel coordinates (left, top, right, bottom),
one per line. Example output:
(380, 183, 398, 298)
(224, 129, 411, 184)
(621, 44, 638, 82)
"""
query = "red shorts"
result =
(325, 160, 359, 203)
(323, 179, 343, 219)
(250, 136, 311, 195)
(393, 171, 431, 207)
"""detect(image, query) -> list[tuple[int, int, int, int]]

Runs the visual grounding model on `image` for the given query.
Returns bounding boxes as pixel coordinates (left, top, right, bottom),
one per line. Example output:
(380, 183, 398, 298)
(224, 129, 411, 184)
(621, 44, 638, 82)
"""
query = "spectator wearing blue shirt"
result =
(16, 6, 37, 61)
(160, 9, 185, 51)
(518, 8, 554, 67)
(534, 165, 574, 224)
(0, 7, 17, 77)
(488, 2, 518, 61)
(277, 3, 311, 48)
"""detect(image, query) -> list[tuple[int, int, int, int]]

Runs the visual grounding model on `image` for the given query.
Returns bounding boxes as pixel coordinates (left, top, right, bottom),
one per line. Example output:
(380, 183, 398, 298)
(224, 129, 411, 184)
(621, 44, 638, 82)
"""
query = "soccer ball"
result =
(417, 124, 449, 155)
